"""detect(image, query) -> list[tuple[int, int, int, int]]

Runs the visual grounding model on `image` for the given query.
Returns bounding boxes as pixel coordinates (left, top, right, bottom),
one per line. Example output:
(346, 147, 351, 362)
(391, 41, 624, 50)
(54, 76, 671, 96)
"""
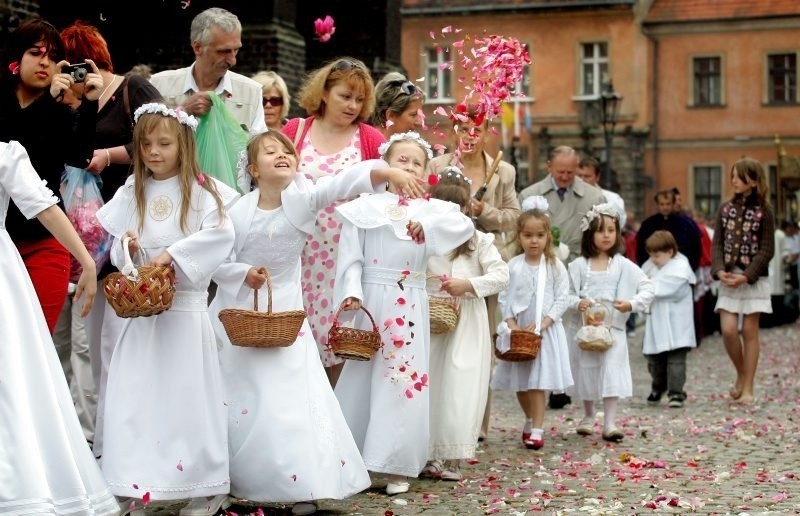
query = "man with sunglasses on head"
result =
(150, 7, 267, 136)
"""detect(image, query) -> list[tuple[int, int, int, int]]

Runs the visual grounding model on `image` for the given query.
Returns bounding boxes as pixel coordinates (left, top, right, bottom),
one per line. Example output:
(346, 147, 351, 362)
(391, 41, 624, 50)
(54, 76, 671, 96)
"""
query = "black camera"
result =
(62, 62, 89, 83)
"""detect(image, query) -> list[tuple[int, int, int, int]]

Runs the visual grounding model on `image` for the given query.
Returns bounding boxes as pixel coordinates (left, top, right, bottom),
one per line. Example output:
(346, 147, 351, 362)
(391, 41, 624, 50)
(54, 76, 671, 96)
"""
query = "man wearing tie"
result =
(518, 145, 606, 409)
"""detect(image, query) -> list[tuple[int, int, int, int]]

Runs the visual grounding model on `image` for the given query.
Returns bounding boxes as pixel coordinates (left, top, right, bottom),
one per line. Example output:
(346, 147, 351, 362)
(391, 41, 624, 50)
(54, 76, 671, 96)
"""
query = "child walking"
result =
(333, 132, 474, 495)
(711, 157, 774, 406)
(490, 196, 573, 451)
(208, 131, 423, 515)
(0, 141, 118, 515)
(641, 230, 697, 408)
(97, 103, 239, 515)
(424, 168, 509, 480)
(567, 203, 654, 442)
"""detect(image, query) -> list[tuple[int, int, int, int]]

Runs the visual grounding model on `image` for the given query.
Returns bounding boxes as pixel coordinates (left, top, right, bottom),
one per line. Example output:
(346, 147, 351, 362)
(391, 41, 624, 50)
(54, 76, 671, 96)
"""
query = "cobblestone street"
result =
(151, 323, 800, 515)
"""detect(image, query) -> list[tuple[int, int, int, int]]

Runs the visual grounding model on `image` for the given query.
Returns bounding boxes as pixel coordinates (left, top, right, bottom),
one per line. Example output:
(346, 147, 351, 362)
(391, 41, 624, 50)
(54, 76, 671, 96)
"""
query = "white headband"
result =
(521, 195, 549, 213)
(437, 165, 473, 185)
(579, 202, 620, 232)
(134, 102, 199, 131)
(378, 131, 433, 160)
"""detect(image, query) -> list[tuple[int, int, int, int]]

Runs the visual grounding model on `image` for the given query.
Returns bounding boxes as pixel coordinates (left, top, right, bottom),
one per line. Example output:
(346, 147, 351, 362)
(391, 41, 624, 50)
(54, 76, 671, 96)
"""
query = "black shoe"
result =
(548, 392, 571, 409)
(668, 392, 686, 408)
(646, 391, 664, 405)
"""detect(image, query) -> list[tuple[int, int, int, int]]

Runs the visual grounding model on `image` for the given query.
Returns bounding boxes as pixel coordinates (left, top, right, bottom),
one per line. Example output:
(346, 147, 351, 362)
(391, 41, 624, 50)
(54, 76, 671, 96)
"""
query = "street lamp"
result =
(599, 81, 622, 191)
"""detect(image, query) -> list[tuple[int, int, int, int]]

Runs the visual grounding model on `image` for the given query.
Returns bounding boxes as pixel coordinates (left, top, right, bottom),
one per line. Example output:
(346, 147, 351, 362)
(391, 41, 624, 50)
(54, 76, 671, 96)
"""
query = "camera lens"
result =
(75, 68, 87, 81)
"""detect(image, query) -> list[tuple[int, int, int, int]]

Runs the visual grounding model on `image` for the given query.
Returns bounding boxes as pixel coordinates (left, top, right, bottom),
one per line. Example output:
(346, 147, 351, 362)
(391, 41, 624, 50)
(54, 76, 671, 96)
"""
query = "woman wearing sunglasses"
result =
(252, 70, 289, 131)
(372, 71, 425, 138)
(283, 57, 385, 387)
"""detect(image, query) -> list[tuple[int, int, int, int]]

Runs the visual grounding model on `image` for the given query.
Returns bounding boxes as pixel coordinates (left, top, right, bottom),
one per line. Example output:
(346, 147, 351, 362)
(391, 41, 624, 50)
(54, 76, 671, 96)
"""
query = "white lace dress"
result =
(0, 141, 118, 515)
(208, 164, 382, 502)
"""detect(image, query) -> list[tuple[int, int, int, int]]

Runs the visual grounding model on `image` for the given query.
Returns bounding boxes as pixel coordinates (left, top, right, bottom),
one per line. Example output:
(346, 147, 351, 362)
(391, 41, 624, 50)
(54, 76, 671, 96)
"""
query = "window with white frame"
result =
(692, 56, 722, 106)
(424, 46, 452, 101)
(580, 42, 608, 97)
(767, 52, 797, 104)
(693, 165, 722, 218)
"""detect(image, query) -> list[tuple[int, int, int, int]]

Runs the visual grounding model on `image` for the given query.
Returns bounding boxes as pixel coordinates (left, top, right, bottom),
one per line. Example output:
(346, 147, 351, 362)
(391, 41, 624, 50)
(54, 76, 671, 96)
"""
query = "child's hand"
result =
(406, 220, 425, 243)
(441, 277, 473, 297)
(340, 297, 362, 311)
(506, 318, 519, 330)
(722, 273, 747, 288)
(245, 267, 268, 290)
(148, 251, 173, 267)
(540, 316, 554, 331)
(124, 231, 140, 255)
(578, 299, 592, 312)
(613, 300, 632, 313)
(385, 168, 425, 198)
(74, 266, 97, 318)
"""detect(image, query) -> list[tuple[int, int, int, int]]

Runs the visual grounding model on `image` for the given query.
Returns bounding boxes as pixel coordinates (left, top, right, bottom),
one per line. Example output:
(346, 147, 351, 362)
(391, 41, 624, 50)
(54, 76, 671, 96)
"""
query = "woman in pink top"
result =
(283, 57, 385, 386)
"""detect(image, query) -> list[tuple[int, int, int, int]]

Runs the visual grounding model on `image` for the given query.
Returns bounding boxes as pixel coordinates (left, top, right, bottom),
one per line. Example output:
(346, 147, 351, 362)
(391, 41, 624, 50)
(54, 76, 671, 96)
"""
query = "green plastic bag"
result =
(195, 93, 250, 193)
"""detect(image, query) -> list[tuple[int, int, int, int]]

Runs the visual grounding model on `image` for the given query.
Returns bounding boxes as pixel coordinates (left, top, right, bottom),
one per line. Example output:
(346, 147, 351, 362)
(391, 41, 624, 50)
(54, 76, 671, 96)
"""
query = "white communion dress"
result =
(0, 141, 119, 515)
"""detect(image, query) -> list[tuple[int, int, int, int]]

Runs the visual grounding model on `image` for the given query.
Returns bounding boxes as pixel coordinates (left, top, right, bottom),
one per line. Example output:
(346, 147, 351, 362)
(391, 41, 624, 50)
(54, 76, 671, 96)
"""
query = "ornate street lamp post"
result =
(599, 81, 622, 191)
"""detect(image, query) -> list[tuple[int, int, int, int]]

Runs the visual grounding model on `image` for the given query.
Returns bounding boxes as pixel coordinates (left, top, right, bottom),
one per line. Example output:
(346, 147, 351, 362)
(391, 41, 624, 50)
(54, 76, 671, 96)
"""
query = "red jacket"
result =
(282, 116, 385, 160)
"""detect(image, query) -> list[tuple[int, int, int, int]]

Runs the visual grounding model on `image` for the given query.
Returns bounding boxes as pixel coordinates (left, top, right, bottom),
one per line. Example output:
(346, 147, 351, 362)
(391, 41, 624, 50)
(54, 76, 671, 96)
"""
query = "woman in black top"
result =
(0, 19, 102, 333)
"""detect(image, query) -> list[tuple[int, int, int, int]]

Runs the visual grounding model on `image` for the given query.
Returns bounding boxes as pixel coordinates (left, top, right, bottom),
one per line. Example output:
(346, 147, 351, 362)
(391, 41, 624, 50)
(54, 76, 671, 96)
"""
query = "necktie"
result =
(557, 188, 567, 201)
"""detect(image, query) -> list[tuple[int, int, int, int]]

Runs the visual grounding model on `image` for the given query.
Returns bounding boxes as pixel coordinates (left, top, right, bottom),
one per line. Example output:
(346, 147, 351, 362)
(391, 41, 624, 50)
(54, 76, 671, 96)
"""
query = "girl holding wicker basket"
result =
(422, 167, 509, 481)
(95, 103, 239, 515)
(490, 196, 573, 451)
(565, 203, 654, 443)
(333, 132, 474, 496)
(208, 130, 424, 515)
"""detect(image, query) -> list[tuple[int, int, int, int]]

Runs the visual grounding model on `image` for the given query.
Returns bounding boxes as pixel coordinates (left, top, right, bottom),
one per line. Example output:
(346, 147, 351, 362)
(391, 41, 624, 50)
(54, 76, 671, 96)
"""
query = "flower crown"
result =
(378, 131, 433, 160)
(521, 195, 549, 213)
(579, 202, 620, 232)
(437, 165, 473, 185)
(134, 103, 199, 131)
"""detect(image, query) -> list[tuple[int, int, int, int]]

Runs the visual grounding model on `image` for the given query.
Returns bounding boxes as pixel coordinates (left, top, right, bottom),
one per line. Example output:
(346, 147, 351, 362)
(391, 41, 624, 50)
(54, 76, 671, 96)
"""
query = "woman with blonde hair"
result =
(372, 71, 425, 138)
(251, 70, 289, 130)
(283, 57, 385, 387)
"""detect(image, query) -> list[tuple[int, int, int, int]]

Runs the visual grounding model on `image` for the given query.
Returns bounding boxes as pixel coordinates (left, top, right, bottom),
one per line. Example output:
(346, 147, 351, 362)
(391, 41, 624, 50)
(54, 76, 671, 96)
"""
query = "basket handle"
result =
(252, 267, 273, 315)
(332, 303, 379, 332)
(119, 236, 140, 281)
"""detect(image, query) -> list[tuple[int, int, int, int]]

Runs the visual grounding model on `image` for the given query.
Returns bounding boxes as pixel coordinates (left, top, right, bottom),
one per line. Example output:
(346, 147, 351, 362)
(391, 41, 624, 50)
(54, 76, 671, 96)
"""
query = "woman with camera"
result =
(0, 18, 102, 334)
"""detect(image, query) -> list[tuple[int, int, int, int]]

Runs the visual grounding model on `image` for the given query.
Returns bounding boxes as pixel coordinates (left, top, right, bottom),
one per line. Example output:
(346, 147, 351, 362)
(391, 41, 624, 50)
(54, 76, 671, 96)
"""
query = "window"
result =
(580, 42, 608, 97)
(692, 56, 722, 106)
(767, 53, 797, 104)
(424, 46, 452, 102)
(693, 165, 722, 218)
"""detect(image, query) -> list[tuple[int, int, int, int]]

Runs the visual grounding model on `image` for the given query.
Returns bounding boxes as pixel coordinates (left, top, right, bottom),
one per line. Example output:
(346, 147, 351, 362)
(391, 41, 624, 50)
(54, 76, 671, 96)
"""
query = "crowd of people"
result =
(0, 6, 791, 516)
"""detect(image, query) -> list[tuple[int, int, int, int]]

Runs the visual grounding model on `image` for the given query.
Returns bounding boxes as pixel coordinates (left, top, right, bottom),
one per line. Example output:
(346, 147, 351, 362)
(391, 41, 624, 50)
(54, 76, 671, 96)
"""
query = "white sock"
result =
(523, 418, 533, 434)
(531, 428, 543, 439)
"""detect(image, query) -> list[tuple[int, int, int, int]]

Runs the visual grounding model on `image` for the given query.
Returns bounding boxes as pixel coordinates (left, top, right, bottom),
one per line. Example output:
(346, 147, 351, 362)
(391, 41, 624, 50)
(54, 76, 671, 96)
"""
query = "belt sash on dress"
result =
(362, 266, 425, 288)
(169, 290, 209, 312)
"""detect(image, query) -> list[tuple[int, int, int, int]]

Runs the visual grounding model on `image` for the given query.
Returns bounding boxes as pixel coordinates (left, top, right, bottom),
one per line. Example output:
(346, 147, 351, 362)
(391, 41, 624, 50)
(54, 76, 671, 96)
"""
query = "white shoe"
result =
(386, 481, 410, 495)
(179, 495, 231, 516)
(576, 417, 595, 436)
(292, 501, 318, 515)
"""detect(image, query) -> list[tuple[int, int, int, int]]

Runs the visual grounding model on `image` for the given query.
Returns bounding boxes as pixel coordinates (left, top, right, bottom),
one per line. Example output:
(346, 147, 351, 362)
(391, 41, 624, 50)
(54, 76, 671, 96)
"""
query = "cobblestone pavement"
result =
(147, 323, 800, 515)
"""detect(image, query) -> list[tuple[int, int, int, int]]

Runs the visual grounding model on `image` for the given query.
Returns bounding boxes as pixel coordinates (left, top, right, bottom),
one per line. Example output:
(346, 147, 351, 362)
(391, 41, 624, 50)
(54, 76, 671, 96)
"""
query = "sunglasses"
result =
(262, 96, 284, 107)
(333, 59, 360, 71)
(390, 80, 417, 97)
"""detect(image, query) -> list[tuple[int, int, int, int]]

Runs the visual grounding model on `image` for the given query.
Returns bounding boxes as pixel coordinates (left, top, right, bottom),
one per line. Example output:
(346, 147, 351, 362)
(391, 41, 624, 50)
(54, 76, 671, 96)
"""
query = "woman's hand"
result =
(245, 267, 268, 290)
(74, 264, 97, 317)
(471, 199, 484, 217)
(406, 220, 425, 244)
(384, 168, 425, 198)
(148, 251, 173, 267)
(613, 300, 633, 313)
(86, 148, 110, 174)
(51, 60, 73, 101)
(340, 297, 362, 311)
(81, 59, 104, 102)
(441, 277, 473, 297)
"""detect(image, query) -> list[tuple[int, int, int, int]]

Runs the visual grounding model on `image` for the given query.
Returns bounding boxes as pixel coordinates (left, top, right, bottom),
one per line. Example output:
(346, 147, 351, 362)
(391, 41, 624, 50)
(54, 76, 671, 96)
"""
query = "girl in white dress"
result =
(96, 104, 238, 515)
(566, 203, 654, 442)
(424, 168, 509, 480)
(490, 196, 573, 451)
(0, 141, 119, 515)
(333, 132, 474, 495)
(208, 131, 423, 515)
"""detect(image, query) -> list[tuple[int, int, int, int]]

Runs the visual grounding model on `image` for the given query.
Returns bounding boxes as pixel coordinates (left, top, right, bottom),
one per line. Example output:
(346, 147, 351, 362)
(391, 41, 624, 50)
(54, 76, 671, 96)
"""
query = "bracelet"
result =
(104, 149, 111, 168)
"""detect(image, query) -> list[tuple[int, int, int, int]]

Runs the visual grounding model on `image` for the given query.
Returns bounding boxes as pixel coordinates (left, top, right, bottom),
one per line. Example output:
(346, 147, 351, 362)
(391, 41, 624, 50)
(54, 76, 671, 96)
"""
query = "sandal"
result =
(420, 460, 443, 479)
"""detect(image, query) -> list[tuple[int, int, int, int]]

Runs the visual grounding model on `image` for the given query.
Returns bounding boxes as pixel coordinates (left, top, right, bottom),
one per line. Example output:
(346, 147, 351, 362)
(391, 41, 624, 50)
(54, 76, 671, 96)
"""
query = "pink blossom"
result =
(391, 334, 405, 348)
(314, 15, 336, 43)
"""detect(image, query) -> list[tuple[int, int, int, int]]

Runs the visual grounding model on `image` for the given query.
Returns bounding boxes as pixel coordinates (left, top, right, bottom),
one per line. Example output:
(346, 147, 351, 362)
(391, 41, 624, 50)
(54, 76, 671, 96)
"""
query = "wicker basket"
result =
(218, 267, 306, 348)
(577, 301, 614, 352)
(102, 237, 175, 318)
(426, 275, 461, 334)
(494, 329, 542, 362)
(578, 339, 613, 352)
(328, 305, 382, 361)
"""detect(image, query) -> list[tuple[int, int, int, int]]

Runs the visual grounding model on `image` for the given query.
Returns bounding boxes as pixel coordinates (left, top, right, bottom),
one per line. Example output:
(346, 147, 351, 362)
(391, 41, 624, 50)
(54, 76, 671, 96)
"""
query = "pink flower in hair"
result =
(314, 15, 336, 43)
(197, 172, 206, 186)
(8, 61, 19, 75)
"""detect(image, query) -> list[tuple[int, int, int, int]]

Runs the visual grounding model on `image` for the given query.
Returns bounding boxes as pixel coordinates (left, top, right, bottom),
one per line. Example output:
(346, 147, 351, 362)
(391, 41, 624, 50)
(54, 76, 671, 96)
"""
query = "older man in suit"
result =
(519, 145, 606, 408)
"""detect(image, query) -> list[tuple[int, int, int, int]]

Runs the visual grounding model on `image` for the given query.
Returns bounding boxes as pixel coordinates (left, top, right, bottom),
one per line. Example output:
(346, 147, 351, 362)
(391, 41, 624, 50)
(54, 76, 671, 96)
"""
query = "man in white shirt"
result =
(576, 156, 627, 230)
(150, 7, 267, 136)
